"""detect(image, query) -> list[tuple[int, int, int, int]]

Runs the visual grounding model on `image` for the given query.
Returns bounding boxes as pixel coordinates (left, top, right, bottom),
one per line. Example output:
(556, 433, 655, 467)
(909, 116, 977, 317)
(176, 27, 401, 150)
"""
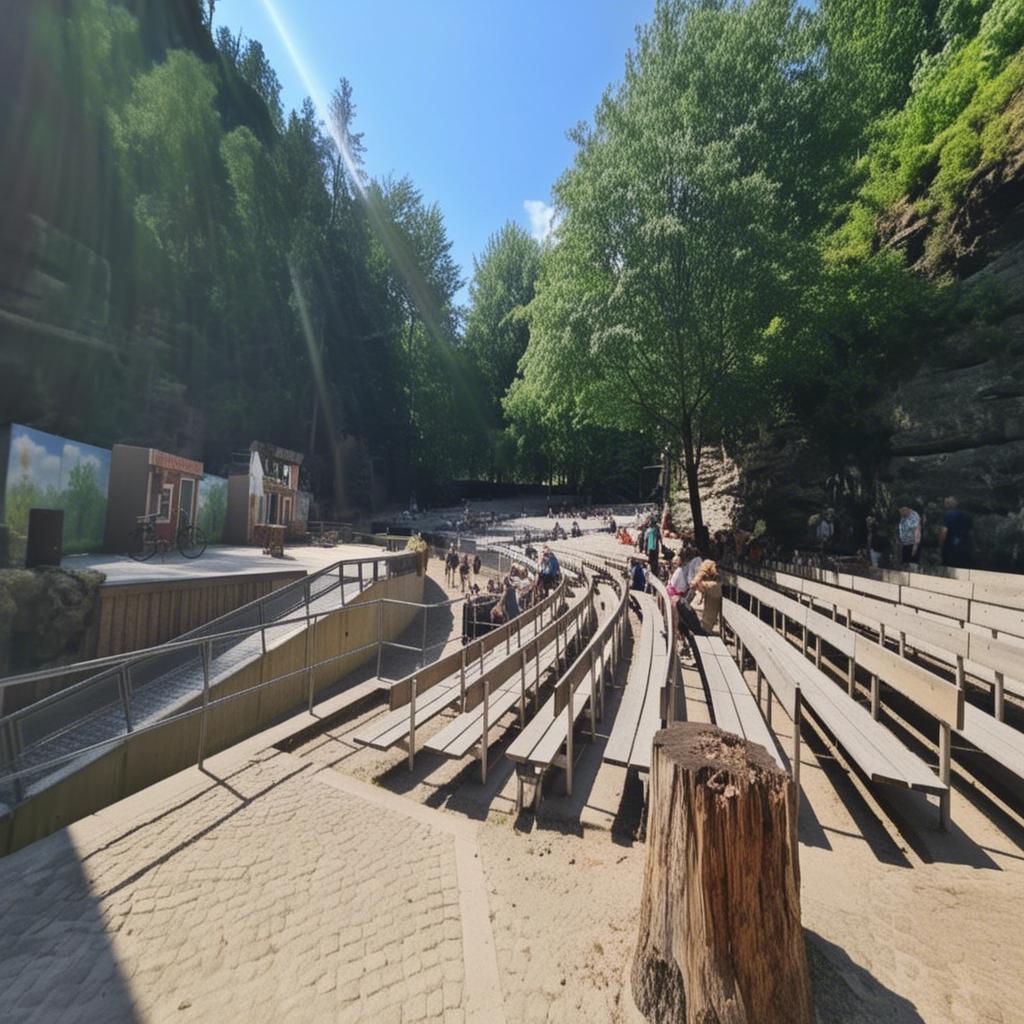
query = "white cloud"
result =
(523, 199, 557, 243)
(11, 432, 61, 490)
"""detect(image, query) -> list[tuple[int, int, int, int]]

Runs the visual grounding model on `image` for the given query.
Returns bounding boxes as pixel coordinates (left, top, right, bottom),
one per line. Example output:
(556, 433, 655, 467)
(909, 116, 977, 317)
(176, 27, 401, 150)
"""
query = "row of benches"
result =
(752, 565, 1024, 715)
(353, 565, 575, 767)
(507, 577, 629, 810)
(725, 571, 1024, 827)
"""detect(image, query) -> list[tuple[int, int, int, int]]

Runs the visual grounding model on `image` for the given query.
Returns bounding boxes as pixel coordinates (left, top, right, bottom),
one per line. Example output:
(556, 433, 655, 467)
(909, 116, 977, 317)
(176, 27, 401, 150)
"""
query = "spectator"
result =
(681, 547, 703, 590)
(686, 560, 723, 634)
(644, 518, 662, 575)
(940, 497, 972, 568)
(897, 503, 922, 566)
(501, 577, 520, 621)
(539, 546, 561, 593)
(816, 509, 835, 551)
(867, 516, 888, 568)
(472, 553, 482, 576)
(630, 558, 648, 592)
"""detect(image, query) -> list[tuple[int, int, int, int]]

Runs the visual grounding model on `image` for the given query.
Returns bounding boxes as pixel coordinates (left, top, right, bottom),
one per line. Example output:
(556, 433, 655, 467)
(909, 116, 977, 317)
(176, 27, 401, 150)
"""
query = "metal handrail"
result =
(0, 544, 534, 797)
(0, 550, 419, 803)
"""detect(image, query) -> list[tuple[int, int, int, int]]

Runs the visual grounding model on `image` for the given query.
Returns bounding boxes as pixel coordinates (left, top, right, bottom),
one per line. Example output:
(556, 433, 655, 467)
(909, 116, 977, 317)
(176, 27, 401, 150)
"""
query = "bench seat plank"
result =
(723, 598, 945, 795)
(603, 595, 657, 768)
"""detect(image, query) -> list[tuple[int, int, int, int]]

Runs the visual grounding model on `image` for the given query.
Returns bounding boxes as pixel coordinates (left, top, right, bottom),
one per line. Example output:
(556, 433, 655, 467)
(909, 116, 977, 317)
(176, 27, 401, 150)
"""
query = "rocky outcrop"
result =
(0, 569, 106, 711)
(883, 241, 1024, 569)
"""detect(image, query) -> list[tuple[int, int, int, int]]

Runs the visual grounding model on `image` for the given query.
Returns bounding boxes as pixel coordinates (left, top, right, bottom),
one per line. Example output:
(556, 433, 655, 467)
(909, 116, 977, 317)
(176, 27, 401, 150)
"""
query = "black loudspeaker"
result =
(25, 508, 63, 567)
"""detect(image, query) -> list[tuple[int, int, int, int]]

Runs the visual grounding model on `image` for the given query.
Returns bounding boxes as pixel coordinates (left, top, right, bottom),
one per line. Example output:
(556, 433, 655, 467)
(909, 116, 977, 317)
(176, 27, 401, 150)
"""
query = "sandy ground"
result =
(290, 546, 1024, 1024)
(7, 539, 1023, 1023)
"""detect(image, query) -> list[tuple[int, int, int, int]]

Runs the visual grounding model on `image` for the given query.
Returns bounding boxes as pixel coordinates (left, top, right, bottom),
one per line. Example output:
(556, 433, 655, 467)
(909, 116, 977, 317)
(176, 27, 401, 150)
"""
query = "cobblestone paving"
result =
(0, 752, 466, 1024)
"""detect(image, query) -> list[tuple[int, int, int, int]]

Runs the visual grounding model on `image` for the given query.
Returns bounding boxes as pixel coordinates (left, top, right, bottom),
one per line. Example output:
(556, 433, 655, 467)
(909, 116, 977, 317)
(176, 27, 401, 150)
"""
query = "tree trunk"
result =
(681, 428, 706, 553)
(632, 723, 812, 1024)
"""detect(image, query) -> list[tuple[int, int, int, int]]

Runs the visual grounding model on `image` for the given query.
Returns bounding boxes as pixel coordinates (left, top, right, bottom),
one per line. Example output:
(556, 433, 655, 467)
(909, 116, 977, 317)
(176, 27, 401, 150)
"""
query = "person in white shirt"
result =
(681, 547, 703, 595)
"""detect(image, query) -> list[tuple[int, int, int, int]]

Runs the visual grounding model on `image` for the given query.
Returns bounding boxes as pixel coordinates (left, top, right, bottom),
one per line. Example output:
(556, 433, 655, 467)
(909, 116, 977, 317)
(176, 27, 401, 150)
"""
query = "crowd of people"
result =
(816, 495, 973, 570)
(628, 513, 724, 639)
(444, 542, 563, 641)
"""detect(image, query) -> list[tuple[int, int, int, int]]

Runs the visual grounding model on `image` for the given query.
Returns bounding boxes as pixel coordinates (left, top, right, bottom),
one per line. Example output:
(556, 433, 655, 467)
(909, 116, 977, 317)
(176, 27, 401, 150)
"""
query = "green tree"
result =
(516, 0, 816, 542)
(464, 222, 541, 419)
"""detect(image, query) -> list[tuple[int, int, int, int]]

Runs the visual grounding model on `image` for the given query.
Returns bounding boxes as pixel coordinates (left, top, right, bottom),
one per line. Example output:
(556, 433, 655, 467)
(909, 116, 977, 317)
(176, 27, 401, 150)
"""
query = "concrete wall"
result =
(0, 568, 424, 856)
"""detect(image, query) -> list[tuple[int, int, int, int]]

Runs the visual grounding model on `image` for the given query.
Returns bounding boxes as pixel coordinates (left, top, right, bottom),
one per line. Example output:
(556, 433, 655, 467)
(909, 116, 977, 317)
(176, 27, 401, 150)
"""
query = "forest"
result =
(2, 0, 1022, 527)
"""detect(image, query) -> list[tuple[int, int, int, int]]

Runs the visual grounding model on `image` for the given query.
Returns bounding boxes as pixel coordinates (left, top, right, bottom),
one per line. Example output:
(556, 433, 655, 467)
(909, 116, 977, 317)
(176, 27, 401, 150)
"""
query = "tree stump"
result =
(631, 723, 812, 1024)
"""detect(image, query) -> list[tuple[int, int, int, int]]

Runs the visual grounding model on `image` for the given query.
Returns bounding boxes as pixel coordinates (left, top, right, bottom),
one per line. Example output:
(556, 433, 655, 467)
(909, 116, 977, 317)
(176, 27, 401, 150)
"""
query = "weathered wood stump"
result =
(632, 723, 812, 1024)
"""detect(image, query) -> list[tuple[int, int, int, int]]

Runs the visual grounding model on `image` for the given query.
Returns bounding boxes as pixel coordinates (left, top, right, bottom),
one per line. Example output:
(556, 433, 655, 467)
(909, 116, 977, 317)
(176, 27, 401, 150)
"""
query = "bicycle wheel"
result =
(178, 525, 207, 558)
(128, 527, 158, 561)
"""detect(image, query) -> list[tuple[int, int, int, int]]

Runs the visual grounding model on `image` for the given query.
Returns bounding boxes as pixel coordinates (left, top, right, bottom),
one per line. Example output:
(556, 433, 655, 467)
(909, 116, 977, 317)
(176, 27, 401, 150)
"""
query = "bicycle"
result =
(128, 510, 207, 561)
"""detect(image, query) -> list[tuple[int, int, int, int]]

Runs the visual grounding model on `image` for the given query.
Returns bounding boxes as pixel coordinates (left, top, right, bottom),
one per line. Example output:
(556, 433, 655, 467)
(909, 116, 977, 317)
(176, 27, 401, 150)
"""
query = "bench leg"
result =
(938, 723, 952, 831)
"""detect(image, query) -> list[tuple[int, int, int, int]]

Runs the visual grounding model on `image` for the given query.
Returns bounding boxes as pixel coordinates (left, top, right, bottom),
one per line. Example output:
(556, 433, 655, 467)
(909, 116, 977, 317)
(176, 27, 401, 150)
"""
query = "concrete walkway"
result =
(0, 696, 504, 1024)
(62, 543, 385, 584)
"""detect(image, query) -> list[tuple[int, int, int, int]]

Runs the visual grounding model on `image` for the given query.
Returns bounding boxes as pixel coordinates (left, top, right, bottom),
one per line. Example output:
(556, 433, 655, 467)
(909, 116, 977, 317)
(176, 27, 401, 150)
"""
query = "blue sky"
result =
(214, 0, 656, 303)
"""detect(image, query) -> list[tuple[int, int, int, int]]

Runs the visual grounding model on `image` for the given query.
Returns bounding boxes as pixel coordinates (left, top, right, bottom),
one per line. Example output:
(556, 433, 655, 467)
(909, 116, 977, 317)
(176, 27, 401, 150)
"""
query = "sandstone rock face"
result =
(883, 241, 1024, 569)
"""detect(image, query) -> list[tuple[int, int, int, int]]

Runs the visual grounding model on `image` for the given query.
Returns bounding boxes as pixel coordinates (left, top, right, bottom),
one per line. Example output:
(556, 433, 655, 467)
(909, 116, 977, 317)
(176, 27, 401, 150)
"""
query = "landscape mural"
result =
(2, 424, 111, 561)
(197, 474, 228, 544)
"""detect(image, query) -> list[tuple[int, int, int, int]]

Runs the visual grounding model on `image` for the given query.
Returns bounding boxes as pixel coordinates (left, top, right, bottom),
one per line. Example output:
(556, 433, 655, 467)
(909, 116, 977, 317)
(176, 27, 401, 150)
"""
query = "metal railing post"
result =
(460, 647, 467, 710)
(408, 677, 417, 771)
(420, 604, 428, 669)
(119, 665, 134, 733)
(307, 614, 318, 713)
(338, 562, 345, 606)
(358, 560, 364, 592)
(198, 640, 212, 770)
(377, 601, 385, 678)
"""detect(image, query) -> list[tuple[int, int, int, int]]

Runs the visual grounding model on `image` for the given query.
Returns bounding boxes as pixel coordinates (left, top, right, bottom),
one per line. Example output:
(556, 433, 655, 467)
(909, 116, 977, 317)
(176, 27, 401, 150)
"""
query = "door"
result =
(179, 478, 196, 527)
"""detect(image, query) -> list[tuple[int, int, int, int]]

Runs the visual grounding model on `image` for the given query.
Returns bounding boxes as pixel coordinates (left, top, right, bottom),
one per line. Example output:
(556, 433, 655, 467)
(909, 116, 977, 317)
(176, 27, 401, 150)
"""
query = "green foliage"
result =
(837, 0, 1024, 255)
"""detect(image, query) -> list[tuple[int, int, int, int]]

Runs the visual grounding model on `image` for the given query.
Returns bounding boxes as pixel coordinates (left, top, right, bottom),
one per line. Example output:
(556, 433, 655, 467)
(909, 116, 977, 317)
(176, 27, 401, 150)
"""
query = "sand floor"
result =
(281, 553, 1024, 1023)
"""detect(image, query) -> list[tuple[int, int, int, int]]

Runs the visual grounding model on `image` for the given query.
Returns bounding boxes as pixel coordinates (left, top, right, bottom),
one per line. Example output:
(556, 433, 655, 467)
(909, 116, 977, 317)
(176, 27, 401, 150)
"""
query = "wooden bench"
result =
(763, 563, 1024, 712)
(507, 582, 628, 811)
(423, 601, 592, 781)
(721, 593, 953, 826)
(690, 634, 786, 772)
(352, 574, 572, 761)
(753, 569, 1024, 782)
(603, 590, 666, 772)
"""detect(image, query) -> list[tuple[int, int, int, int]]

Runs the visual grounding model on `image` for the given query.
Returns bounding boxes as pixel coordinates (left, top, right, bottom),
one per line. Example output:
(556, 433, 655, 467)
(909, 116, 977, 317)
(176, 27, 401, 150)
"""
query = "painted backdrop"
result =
(197, 474, 227, 544)
(2, 424, 112, 559)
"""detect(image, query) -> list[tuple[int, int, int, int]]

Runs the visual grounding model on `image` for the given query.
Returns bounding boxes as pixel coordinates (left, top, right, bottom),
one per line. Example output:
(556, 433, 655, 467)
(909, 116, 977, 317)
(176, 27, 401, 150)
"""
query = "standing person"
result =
(867, 516, 888, 568)
(501, 577, 520, 621)
(897, 503, 922, 566)
(630, 558, 648, 592)
(645, 518, 661, 575)
(445, 544, 458, 587)
(459, 553, 470, 593)
(666, 554, 686, 612)
(816, 509, 835, 552)
(940, 496, 972, 568)
(472, 553, 482, 576)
